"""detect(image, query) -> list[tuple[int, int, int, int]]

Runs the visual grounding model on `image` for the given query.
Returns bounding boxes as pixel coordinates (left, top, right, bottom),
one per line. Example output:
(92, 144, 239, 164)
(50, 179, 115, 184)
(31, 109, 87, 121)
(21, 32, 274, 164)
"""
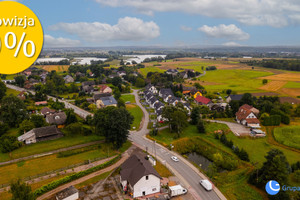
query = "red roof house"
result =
(195, 96, 212, 105)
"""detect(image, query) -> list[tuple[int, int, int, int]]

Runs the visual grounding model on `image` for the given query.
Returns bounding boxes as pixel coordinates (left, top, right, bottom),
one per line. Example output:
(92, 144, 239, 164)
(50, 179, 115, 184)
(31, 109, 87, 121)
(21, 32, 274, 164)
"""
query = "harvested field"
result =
(259, 73, 300, 82)
(280, 88, 300, 97)
(279, 97, 300, 104)
(259, 81, 287, 91)
(40, 65, 70, 72)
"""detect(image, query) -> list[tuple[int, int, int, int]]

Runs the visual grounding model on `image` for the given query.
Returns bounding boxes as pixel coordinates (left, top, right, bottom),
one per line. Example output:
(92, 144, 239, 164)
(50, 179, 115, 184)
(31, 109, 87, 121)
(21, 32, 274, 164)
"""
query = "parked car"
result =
(171, 156, 179, 162)
(200, 180, 212, 191)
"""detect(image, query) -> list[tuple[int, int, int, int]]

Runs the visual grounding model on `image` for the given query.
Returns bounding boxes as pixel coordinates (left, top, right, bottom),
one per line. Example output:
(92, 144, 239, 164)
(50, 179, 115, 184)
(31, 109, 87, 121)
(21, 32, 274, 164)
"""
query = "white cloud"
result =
(198, 24, 250, 41)
(222, 42, 243, 47)
(180, 25, 192, 31)
(44, 35, 81, 47)
(94, 0, 300, 27)
(49, 17, 160, 43)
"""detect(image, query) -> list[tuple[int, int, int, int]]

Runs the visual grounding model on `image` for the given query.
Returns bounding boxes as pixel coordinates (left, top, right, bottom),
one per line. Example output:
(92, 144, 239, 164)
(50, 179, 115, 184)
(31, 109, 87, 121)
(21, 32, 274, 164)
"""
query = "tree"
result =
(194, 82, 204, 90)
(65, 109, 78, 125)
(117, 98, 125, 108)
(241, 93, 254, 106)
(170, 110, 188, 137)
(226, 89, 232, 95)
(94, 107, 133, 149)
(191, 107, 201, 125)
(249, 149, 289, 188)
(197, 119, 206, 133)
(0, 122, 9, 136)
(0, 95, 28, 127)
(135, 77, 145, 88)
(112, 77, 122, 87)
(30, 115, 46, 128)
(0, 81, 6, 100)
(262, 79, 268, 85)
(14, 75, 26, 87)
(19, 120, 35, 134)
(10, 179, 35, 200)
(113, 88, 121, 100)
(88, 104, 97, 112)
(0, 135, 21, 153)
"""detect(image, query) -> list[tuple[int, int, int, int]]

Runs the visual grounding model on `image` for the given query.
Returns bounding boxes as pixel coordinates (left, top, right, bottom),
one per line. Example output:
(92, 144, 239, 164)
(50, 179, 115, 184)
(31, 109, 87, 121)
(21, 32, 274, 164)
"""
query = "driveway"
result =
(207, 120, 251, 136)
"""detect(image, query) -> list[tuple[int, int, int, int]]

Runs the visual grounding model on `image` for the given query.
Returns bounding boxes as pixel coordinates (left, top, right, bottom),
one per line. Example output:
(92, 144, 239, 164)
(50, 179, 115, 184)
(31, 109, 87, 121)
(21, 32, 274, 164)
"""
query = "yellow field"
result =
(259, 81, 287, 91)
(259, 73, 300, 82)
(40, 65, 70, 72)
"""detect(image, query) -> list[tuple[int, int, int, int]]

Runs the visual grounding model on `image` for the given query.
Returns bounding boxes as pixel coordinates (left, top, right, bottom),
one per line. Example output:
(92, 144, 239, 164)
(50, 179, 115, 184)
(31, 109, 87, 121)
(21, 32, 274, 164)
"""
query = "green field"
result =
(274, 126, 300, 149)
(283, 81, 300, 88)
(0, 135, 103, 162)
(139, 66, 165, 77)
(126, 104, 143, 130)
(0, 144, 117, 185)
(121, 94, 136, 103)
(200, 69, 273, 93)
(5, 88, 20, 96)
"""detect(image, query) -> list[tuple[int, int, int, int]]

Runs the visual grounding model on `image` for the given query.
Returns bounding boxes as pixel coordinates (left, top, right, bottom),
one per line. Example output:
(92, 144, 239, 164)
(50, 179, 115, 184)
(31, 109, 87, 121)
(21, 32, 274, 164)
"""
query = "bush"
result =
(293, 170, 300, 183)
(197, 119, 206, 133)
(0, 135, 21, 153)
(34, 155, 121, 196)
(262, 115, 281, 126)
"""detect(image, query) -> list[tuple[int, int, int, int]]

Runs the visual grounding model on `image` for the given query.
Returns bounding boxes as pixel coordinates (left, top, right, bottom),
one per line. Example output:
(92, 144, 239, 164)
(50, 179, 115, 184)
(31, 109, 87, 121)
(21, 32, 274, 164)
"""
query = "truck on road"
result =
(168, 185, 187, 197)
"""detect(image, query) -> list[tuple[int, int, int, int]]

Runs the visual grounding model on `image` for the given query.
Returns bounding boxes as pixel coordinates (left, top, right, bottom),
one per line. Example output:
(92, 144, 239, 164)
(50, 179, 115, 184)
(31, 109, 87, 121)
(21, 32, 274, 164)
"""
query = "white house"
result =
(149, 97, 159, 108)
(145, 83, 158, 94)
(236, 104, 260, 128)
(56, 186, 79, 200)
(120, 153, 162, 198)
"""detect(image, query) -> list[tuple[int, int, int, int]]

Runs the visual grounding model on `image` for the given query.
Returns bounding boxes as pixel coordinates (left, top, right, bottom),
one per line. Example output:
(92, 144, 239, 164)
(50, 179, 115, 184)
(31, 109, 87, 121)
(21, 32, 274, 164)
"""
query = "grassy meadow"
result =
(274, 126, 300, 149)
(126, 104, 143, 130)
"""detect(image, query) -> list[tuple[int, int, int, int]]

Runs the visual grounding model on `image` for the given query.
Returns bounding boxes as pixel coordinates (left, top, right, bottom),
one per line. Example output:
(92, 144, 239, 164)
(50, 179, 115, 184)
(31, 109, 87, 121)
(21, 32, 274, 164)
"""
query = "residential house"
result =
(179, 71, 188, 79)
(236, 104, 260, 128)
(145, 83, 158, 94)
(159, 88, 174, 102)
(156, 109, 165, 122)
(195, 96, 212, 106)
(166, 69, 179, 76)
(40, 107, 56, 116)
(149, 97, 159, 108)
(45, 112, 67, 125)
(81, 81, 95, 93)
(117, 71, 127, 77)
(56, 186, 79, 200)
(154, 101, 164, 112)
(183, 103, 191, 115)
(108, 74, 119, 79)
(192, 90, 202, 99)
(120, 152, 162, 198)
(18, 125, 63, 144)
(209, 103, 228, 112)
(168, 96, 180, 106)
(24, 83, 34, 90)
(145, 93, 154, 104)
(98, 85, 112, 94)
(64, 75, 74, 83)
(35, 101, 48, 106)
(226, 94, 243, 103)
(17, 91, 26, 101)
(93, 92, 111, 102)
(96, 96, 117, 108)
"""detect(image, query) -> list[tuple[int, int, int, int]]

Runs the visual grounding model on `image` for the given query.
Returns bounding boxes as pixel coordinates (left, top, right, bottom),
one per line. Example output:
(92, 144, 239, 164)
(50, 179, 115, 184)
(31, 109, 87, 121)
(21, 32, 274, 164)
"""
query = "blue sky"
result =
(15, 0, 300, 47)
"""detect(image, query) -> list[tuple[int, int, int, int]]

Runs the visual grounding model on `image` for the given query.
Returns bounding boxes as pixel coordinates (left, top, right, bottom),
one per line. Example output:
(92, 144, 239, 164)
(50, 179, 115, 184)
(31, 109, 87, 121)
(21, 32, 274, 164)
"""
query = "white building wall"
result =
(57, 192, 79, 200)
(133, 175, 160, 198)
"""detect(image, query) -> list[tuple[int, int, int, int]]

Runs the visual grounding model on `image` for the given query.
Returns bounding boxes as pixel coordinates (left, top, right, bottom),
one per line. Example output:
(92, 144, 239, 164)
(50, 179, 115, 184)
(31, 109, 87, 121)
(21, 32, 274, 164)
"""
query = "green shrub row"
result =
(262, 115, 281, 126)
(34, 154, 121, 197)
(57, 145, 101, 158)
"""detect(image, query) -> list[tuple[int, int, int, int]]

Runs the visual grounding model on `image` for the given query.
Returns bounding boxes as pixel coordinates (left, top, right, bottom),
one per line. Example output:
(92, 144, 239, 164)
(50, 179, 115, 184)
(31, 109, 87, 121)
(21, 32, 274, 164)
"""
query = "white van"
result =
(200, 180, 213, 191)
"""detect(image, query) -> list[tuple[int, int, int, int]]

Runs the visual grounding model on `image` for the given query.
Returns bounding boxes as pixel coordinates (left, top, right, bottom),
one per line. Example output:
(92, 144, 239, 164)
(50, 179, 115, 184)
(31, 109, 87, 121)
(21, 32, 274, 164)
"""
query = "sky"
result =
(8, 0, 300, 47)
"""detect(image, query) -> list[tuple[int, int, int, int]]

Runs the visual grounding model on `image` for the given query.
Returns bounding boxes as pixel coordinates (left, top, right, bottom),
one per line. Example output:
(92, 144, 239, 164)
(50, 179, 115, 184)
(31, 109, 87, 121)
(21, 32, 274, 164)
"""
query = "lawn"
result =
(200, 69, 274, 93)
(154, 160, 173, 178)
(139, 66, 165, 77)
(283, 81, 300, 88)
(5, 88, 20, 96)
(154, 123, 300, 166)
(75, 170, 112, 188)
(0, 135, 104, 162)
(126, 104, 143, 130)
(121, 94, 136, 103)
(0, 143, 117, 185)
(274, 126, 300, 149)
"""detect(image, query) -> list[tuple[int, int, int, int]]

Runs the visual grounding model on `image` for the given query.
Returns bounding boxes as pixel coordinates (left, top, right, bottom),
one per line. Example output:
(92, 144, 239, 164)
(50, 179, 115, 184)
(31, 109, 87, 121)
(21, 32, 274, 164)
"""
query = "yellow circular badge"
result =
(0, 1, 43, 74)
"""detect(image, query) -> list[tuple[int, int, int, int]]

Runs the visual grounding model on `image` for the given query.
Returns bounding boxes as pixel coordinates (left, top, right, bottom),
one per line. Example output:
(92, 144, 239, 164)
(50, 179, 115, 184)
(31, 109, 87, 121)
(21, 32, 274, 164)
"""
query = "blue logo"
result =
(266, 180, 280, 195)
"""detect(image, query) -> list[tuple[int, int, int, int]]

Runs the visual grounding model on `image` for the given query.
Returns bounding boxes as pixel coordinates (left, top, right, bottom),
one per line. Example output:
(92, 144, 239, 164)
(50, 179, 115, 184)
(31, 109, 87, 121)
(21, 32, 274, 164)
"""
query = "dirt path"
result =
(37, 146, 136, 200)
(0, 140, 104, 166)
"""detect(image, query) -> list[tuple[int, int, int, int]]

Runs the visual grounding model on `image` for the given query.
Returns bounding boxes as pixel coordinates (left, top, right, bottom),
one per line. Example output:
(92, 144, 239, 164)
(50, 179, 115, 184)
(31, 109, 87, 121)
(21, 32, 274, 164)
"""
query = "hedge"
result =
(34, 154, 121, 196)
(262, 115, 281, 126)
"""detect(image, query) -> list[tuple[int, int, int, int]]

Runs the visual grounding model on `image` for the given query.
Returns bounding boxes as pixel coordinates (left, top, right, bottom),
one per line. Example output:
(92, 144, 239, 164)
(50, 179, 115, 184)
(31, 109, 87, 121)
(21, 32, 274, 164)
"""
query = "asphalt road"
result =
(5, 84, 225, 200)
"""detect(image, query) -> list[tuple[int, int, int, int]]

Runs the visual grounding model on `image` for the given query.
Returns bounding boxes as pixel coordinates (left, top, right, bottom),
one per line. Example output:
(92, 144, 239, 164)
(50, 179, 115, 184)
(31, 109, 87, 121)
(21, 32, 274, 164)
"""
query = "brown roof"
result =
(33, 125, 63, 138)
(120, 152, 161, 186)
(246, 118, 260, 124)
(236, 104, 259, 121)
(40, 107, 56, 115)
(46, 112, 67, 125)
